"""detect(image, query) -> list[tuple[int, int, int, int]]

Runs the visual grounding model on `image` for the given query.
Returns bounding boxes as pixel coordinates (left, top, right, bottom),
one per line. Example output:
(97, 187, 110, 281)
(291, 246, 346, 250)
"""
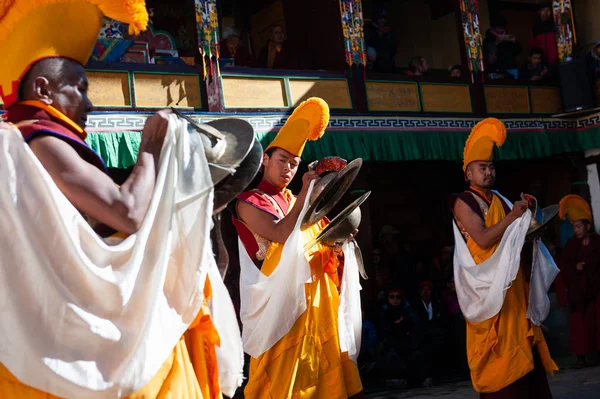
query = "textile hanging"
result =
(194, 0, 220, 79)
(86, 123, 600, 168)
(339, 0, 366, 68)
(553, 0, 576, 63)
(459, 0, 484, 82)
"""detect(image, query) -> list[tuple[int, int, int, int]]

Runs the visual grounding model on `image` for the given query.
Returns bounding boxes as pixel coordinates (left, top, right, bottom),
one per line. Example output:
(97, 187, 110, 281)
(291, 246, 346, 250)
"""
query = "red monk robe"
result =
(558, 233, 600, 358)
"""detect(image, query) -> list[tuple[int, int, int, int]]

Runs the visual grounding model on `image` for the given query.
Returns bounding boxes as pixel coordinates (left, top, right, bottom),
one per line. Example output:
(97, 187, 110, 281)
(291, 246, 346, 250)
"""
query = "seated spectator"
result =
(258, 24, 298, 69)
(484, 47, 514, 80)
(529, 3, 558, 65)
(219, 27, 255, 67)
(406, 56, 430, 76)
(519, 47, 551, 81)
(448, 65, 462, 79)
(586, 41, 600, 80)
(377, 286, 424, 387)
(359, 310, 378, 374)
(431, 245, 453, 292)
(367, 46, 377, 72)
(414, 281, 449, 385)
(365, 8, 396, 73)
(483, 16, 521, 78)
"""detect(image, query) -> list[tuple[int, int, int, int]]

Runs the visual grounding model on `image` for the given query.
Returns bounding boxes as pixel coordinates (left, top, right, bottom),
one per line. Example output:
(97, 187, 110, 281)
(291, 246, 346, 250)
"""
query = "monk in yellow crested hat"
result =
(557, 194, 600, 368)
(0, 1, 241, 399)
(0, 0, 148, 108)
(560, 194, 593, 224)
(265, 96, 329, 157)
(462, 117, 507, 171)
(230, 97, 364, 398)
(451, 116, 558, 397)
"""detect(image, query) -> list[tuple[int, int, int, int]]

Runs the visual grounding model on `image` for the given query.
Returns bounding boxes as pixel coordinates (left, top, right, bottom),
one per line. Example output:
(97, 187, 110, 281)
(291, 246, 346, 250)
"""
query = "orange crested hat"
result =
(266, 97, 329, 157)
(559, 194, 592, 223)
(0, 0, 148, 108)
(462, 118, 507, 171)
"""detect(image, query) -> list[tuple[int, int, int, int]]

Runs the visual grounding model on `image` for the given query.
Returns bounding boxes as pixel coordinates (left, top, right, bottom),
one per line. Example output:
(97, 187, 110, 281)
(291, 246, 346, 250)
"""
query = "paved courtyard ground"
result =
(366, 365, 600, 398)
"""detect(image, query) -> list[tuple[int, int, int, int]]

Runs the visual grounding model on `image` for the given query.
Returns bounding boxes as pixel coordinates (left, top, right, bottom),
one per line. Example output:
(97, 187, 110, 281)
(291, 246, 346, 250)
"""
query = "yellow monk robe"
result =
(464, 193, 558, 393)
(0, 277, 222, 399)
(244, 220, 362, 399)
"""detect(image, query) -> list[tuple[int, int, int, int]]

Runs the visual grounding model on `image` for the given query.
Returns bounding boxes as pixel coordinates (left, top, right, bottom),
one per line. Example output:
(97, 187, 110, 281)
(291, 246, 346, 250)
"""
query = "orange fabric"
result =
(17, 100, 85, 137)
(245, 220, 362, 398)
(465, 194, 558, 393)
(0, 273, 221, 399)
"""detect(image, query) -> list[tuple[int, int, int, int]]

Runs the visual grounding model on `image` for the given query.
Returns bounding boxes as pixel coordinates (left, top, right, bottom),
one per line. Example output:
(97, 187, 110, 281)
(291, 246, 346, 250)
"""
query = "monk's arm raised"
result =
(29, 112, 169, 234)
(454, 198, 527, 250)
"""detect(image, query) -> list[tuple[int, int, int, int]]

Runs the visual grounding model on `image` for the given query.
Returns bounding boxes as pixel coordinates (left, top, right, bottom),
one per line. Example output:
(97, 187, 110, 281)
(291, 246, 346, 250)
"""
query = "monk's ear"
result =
(32, 77, 53, 105)
(262, 153, 270, 168)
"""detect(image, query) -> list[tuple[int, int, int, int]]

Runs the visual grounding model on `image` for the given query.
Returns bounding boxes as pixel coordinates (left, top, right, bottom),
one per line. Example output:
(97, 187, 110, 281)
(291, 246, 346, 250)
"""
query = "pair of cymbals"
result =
(301, 157, 371, 249)
(173, 110, 262, 213)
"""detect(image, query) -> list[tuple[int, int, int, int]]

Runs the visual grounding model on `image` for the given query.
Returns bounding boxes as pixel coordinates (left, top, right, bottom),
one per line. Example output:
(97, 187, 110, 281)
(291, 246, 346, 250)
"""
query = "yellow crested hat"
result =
(559, 194, 592, 223)
(462, 118, 507, 171)
(266, 97, 329, 157)
(0, 0, 148, 107)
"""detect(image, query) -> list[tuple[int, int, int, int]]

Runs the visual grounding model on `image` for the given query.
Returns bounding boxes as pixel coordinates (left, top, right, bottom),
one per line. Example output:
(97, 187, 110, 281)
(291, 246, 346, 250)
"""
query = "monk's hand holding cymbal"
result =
(509, 194, 528, 219)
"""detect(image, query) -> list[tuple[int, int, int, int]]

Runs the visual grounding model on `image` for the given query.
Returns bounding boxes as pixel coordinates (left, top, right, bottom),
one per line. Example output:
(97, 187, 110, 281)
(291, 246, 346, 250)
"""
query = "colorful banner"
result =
(194, 0, 220, 78)
(459, 0, 484, 82)
(553, 0, 576, 63)
(339, 0, 366, 68)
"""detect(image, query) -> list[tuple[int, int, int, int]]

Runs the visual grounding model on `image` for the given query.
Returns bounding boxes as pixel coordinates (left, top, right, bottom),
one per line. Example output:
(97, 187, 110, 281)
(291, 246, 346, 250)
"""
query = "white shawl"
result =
(0, 116, 243, 398)
(453, 192, 559, 325)
(238, 183, 362, 360)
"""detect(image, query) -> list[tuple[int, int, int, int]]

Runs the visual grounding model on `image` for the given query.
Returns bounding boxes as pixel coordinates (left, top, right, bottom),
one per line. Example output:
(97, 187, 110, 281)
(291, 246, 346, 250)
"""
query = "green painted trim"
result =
(483, 85, 531, 115)
(282, 77, 292, 108)
(365, 80, 421, 112)
(130, 71, 202, 110)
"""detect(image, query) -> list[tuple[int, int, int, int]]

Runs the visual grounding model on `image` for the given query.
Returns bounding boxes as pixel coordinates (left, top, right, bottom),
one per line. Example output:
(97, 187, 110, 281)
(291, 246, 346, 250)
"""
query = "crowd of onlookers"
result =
(366, 3, 600, 84)
(358, 226, 469, 390)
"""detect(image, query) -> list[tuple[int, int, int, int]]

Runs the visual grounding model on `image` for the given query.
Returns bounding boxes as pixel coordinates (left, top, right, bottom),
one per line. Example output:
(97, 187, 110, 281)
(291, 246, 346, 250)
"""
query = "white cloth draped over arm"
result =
(453, 192, 559, 325)
(0, 116, 243, 399)
(337, 240, 363, 363)
(238, 182, 314, 359)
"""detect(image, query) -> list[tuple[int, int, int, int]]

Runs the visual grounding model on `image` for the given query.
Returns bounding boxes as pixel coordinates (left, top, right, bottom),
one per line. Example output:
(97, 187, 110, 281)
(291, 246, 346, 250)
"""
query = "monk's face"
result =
(262, 148, 300, 189)
(467, 161, 496, 189)
(573, 219, 591, 239)
(49, 61, 93, 129)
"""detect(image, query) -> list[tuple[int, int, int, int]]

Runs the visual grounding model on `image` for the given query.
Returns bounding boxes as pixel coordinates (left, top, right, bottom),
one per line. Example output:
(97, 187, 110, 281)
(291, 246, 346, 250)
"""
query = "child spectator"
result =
(519, 47, 551, 81)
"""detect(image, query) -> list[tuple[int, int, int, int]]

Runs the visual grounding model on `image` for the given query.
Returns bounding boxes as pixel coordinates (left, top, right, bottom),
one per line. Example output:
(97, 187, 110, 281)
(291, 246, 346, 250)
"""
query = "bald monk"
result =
(451, 118, 557, 398)
(0, 57, 222, 399)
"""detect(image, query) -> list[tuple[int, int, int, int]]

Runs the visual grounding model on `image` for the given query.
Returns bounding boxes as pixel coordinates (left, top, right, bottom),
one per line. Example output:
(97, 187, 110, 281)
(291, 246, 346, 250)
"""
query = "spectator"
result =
(431, 245, 454, 292)
(407, 56, 430, 76)
(414, 281, 448, 386)
(529, 3, 558, 65)
(378, 286, 423, 387)
(519, 47, 551, 81)
(448, 65, 462, 79)
(219, 27, 255, 67)
(257, 24, 298, 69)
(359, 310, 378, 372)
(586, 41, 600, 80)
(367, 46, 377, 72)
(365, 8, 397, 73)
(484, 46, 514, 80)
(483, 16, 521, 78)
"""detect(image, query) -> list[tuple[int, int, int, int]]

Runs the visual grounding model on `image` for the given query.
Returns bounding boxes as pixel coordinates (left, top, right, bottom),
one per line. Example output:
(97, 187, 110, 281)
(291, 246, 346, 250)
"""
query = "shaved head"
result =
(17, 57, 93, 128)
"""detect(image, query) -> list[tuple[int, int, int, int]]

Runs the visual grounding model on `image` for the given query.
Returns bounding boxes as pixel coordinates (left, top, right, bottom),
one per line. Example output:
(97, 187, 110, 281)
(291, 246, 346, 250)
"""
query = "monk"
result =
(0, 1, 235, 397)
(451, 118, 557, 398)
(231, 98, 363, 398)
(558, 195, 600, 368)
